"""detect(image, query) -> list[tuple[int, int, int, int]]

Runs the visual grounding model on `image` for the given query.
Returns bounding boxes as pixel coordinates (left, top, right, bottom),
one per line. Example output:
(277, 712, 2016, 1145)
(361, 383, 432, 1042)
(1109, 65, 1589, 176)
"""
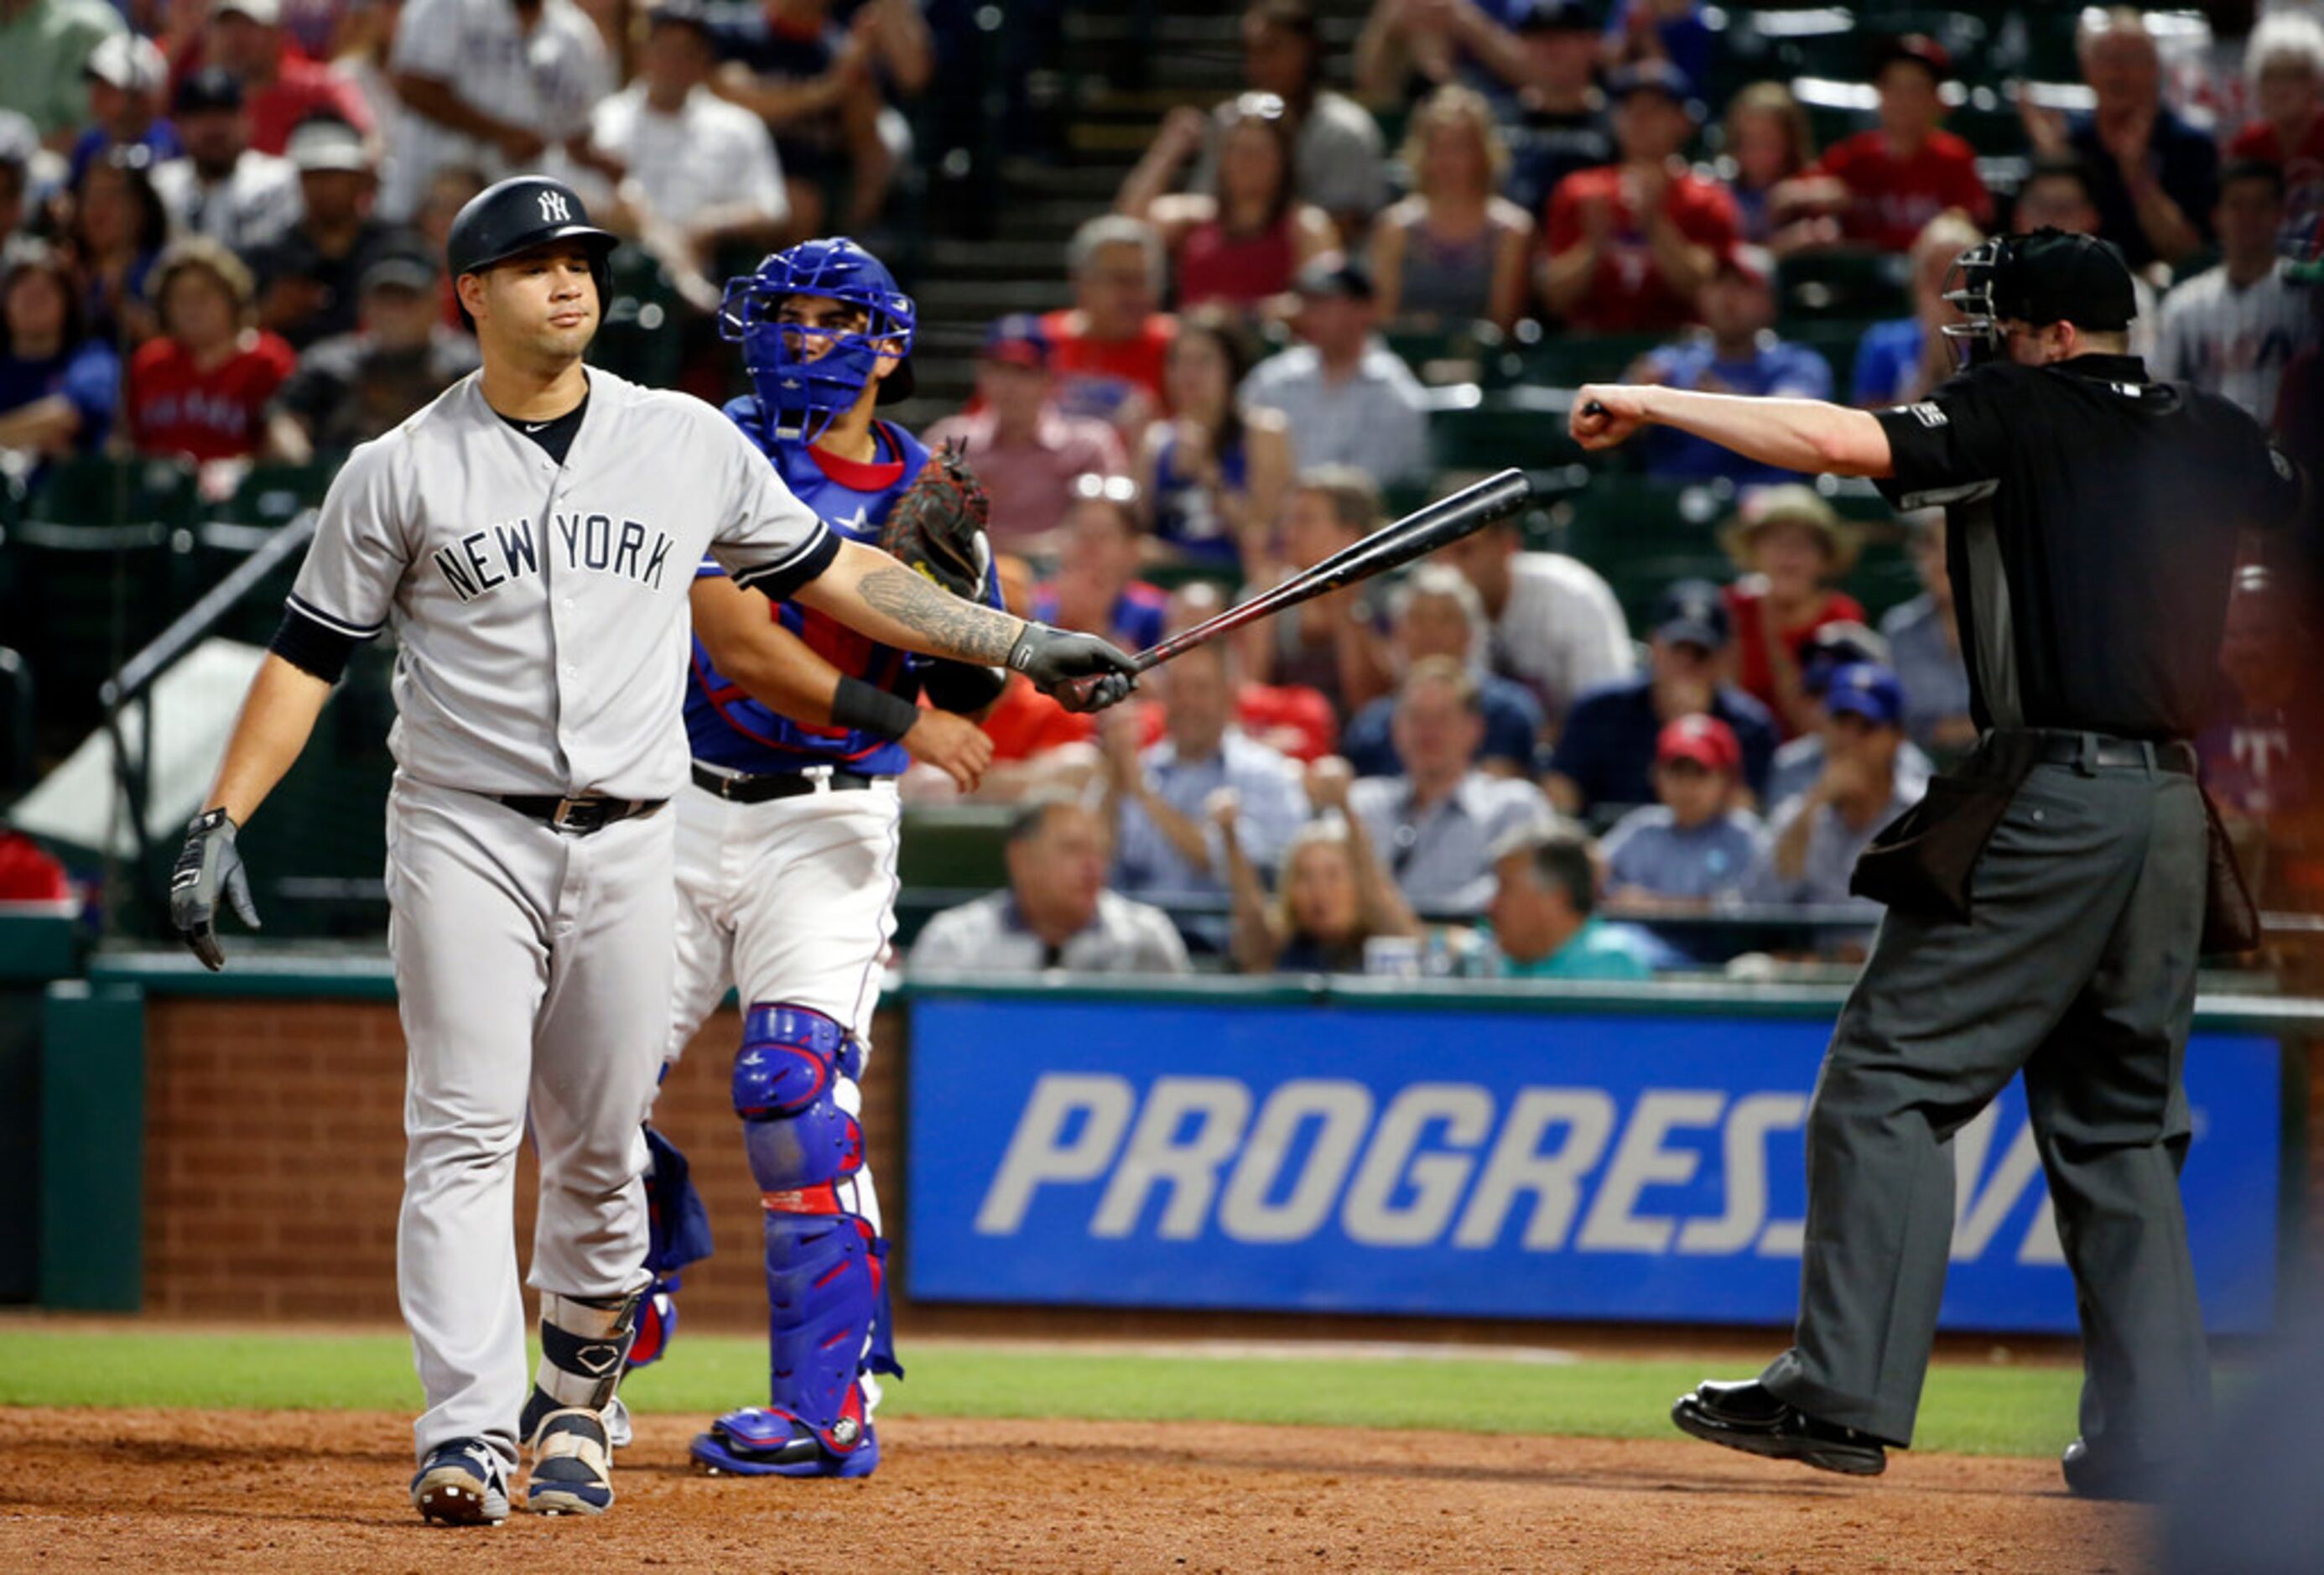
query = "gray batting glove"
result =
(169, 807, 260, 972)
(1007, 622, 1139, 713)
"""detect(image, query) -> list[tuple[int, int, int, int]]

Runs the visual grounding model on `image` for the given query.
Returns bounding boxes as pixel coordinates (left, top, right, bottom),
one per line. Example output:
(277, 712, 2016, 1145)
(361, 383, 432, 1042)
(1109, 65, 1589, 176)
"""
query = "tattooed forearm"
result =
(855, 561, 1022, 665)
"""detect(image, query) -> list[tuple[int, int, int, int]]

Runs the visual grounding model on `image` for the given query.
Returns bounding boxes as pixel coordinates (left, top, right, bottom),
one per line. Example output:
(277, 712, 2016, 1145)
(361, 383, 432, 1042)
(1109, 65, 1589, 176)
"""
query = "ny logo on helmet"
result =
(538, 189, 571, 225)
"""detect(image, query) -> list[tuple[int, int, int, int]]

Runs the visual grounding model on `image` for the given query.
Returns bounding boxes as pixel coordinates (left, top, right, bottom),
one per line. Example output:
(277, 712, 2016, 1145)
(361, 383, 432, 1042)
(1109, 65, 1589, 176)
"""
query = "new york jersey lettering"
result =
(432, 518, 541, 604)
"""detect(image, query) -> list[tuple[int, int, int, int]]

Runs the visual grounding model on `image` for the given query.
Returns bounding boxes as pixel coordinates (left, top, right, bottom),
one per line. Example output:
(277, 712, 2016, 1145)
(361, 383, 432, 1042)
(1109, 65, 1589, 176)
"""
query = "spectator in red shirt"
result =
(1115, 91, 1338, 314)
(1538, 60, 1737, 335)
(2229, 11, 2324, 259)
(1718, 485, 1864, 737)
(1042, 214, 1178, 439)
(924, 314, 1130, 552)
(124, 237, 297, 470)
(1796, 34, 1989, 254)
(202, 0, 373, 156)
(975, 550, 1101, 799)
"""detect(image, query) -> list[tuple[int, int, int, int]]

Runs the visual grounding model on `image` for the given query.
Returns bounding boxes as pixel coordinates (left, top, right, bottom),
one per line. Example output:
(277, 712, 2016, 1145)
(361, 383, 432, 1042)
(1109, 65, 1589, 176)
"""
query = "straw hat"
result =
(1718, 484, 1859, 574)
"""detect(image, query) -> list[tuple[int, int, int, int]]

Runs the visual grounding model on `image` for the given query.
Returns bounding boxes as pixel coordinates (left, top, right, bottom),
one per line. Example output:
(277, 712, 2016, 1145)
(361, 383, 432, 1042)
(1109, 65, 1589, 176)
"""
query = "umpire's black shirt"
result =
(1871, 354, 2302, 741)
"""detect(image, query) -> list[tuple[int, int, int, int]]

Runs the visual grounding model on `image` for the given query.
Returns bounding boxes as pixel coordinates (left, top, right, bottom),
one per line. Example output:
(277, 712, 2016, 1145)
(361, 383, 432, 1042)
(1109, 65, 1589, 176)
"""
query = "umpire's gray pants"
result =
(386, 777, 670, 1467)
(1760, 758, 2212, 1461)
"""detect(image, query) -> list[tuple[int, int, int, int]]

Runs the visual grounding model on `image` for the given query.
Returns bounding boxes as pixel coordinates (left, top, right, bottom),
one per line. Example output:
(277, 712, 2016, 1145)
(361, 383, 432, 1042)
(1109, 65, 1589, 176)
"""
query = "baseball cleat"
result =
(689, 1406, 880, 1479)
(526, 1406, 616, 1515)
(410, 1437, 512, 1526)
(1671, 1379, 1888, 1476)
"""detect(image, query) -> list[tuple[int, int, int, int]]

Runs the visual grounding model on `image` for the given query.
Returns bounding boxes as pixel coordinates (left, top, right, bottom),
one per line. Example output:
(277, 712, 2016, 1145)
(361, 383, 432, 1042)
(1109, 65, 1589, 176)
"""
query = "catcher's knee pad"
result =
(730, 1003, 900, 1464)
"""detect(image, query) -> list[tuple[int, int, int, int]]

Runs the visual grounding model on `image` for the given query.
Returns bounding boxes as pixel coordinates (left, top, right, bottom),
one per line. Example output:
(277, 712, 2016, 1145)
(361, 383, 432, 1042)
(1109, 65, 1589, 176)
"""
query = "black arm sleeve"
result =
(267, 600, 364, 683)
(918, 658, 1008, 715)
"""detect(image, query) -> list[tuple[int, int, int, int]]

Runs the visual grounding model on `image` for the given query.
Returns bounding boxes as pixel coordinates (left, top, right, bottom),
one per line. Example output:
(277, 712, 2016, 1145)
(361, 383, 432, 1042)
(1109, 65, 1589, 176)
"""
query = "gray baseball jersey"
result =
(288, 365, 838, 1467)
(290, 368, 836, 798)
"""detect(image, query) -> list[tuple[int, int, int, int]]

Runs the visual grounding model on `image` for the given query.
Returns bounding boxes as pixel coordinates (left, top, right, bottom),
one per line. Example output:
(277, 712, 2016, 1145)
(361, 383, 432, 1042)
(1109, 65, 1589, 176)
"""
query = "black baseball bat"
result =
(1131, 467, 1534, 674)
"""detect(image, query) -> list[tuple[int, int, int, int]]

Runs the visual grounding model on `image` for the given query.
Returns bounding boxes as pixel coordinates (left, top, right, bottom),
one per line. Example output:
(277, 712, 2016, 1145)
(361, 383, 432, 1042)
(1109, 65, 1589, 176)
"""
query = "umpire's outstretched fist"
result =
(1007, 622, 1140, 713)
(170, 807, 262, 971)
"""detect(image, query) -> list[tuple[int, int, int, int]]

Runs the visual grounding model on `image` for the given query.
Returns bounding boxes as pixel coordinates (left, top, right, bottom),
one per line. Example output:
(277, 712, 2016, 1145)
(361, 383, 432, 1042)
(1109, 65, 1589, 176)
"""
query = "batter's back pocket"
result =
(1848, 731, 2043, 923)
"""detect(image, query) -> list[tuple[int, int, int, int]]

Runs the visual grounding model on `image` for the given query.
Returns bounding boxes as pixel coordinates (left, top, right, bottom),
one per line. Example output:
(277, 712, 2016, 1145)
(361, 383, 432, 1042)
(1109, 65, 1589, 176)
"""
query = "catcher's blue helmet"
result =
(720, 237, 916, 442)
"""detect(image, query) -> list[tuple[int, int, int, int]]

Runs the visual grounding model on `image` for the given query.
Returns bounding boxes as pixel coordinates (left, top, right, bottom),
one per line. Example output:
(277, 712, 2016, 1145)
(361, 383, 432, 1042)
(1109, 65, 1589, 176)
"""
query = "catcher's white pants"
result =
(665, 773, 901, 1236)
(386, 777, 670, 1467)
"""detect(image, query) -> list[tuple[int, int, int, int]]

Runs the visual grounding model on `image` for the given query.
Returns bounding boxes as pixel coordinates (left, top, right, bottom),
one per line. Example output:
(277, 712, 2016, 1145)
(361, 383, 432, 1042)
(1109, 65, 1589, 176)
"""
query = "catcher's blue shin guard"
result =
(691, 1004, 902, 1479)
(627, 1123, 715, 1372)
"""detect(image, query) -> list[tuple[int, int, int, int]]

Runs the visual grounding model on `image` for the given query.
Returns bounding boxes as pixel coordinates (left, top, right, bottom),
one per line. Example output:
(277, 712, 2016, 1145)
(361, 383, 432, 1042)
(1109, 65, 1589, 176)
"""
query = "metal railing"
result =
(95, 508, 320, 916)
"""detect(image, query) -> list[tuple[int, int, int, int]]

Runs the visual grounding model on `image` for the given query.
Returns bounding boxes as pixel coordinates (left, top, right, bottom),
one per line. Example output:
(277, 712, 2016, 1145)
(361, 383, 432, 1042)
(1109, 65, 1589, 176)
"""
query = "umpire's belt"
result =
(2029, 731, 2197, 777)
(691, 762, 881, 803)
(498, 794, 668, 834)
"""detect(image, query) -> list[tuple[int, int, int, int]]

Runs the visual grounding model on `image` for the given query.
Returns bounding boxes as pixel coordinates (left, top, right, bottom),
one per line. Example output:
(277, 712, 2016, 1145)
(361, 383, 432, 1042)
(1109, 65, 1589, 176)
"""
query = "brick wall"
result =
(143, 999, 902, 1330)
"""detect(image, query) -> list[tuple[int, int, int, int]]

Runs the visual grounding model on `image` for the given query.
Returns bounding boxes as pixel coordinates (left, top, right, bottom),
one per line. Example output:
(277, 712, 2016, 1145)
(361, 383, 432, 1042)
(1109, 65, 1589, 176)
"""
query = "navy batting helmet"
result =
(445, 174, 617, 326)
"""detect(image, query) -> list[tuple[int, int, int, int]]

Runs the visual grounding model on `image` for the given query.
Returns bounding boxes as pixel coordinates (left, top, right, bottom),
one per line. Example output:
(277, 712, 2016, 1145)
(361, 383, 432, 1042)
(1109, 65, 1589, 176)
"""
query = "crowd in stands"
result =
(3, 0, 2321, 974)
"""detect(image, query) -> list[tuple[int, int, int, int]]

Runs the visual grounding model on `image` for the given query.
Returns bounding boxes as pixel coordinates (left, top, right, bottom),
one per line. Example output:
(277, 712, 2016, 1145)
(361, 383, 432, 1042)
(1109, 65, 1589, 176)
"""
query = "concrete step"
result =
(923, 237, 1075, 283)
(911, 276, 1074, 320)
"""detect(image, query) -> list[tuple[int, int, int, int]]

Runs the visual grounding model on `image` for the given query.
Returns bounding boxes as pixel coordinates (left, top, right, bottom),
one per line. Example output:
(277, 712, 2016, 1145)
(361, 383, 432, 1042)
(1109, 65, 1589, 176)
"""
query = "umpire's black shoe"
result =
(2061, 1437, 2179, 1503)
(1672, 1380, 1889, 1476)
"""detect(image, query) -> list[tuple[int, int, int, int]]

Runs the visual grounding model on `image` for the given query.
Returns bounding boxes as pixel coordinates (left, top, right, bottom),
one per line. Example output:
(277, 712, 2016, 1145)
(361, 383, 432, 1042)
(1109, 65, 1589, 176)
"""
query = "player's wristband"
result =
(831, 676, 921, 742)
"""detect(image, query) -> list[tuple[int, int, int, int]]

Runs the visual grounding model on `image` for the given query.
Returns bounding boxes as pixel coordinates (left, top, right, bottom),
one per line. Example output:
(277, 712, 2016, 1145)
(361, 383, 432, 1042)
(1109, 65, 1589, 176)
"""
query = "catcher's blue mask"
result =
(720, 237, 917, 443)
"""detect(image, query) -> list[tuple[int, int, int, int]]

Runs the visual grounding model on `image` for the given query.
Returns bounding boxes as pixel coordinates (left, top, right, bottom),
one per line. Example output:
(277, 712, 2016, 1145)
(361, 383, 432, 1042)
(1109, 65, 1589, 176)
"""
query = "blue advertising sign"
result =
(905, 1000, 2281, 1333)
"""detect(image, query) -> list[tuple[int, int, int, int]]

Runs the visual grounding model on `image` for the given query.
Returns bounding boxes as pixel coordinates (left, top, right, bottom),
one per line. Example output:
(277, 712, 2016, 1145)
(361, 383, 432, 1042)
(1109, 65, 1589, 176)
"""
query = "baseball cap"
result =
(1872, 32, 1952, 81)
(1511, 0, 1602, 35)
(1801, 621, 1890, 696)
(1995, 227, 2138, 330)
(1293, 252, 1375, 300)
(646, 0, 715, 34)
(981, 312, 1050, 368)
(84, 33, 167, 94)
(1607, 59, 1695, 106)
(1714, 244, 1773, 288)
(1657, 714, 1741, 775)
(174, 67, 244, 115)
(360, 252, 439, 296)
(0, 112, 35, 171)
(287, 117, 372, 174)
(1822, 663, 1905, 729)
(1653, 579, 1730, 650)
(213, 0, 284, 23)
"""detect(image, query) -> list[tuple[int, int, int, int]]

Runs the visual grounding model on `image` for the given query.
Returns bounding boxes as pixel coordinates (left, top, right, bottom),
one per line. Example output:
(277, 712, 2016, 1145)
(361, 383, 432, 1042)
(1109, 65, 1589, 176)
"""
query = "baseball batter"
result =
(166, 177, 1134, 1528)
(621, 237, 1002, 1480)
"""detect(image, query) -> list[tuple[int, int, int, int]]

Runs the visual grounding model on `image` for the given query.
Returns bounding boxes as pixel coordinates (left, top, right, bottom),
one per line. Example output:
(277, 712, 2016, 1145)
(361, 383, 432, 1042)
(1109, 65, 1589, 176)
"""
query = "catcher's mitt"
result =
(881, 439, 992, 600)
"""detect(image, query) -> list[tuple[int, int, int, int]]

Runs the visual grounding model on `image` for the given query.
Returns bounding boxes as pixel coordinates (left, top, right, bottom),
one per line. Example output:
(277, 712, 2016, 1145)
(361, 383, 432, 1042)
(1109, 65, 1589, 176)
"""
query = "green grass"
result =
(0, 1328, 2084, 1458)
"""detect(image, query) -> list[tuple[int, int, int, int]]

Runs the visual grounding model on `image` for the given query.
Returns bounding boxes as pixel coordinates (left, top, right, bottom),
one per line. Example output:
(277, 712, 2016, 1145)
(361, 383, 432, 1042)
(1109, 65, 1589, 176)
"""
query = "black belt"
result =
(2030, 731, 2197, 777)
(691, 762, 880, 803)
(497, 794, 667, 833)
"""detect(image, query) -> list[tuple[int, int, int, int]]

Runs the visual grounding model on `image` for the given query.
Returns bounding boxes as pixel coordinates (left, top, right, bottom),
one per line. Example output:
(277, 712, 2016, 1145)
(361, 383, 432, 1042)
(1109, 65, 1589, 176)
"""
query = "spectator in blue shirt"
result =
(0, 241, 120, 463)
(1631, 246, 1832, 486)
(1100, 637, 1310, 906)
(1547, 578, 1779, 818)
(1342, 563, 1543, 778)
(69, 34, 180, 189)
(2020, 8, 2217, 270)
(1750, 663, 1918, 910)
(1601, 714, 1765, 908)
(1878, 512, 1975, 759)
(1763, 621, 1933, 808)
(1850, 209, 1985, 408)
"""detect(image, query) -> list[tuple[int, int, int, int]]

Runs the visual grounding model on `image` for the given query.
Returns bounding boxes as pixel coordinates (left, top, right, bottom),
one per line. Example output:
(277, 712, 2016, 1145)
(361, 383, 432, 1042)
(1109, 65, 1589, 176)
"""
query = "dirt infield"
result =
(0, 1408, 2143, 1573)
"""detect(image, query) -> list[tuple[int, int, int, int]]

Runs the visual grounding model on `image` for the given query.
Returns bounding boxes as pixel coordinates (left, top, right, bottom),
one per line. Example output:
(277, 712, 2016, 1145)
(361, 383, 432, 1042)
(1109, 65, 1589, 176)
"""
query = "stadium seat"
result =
(1775, 250, 1911, 321)
(24, 455, 200, 532)
(1428, 398, 1583, 475)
